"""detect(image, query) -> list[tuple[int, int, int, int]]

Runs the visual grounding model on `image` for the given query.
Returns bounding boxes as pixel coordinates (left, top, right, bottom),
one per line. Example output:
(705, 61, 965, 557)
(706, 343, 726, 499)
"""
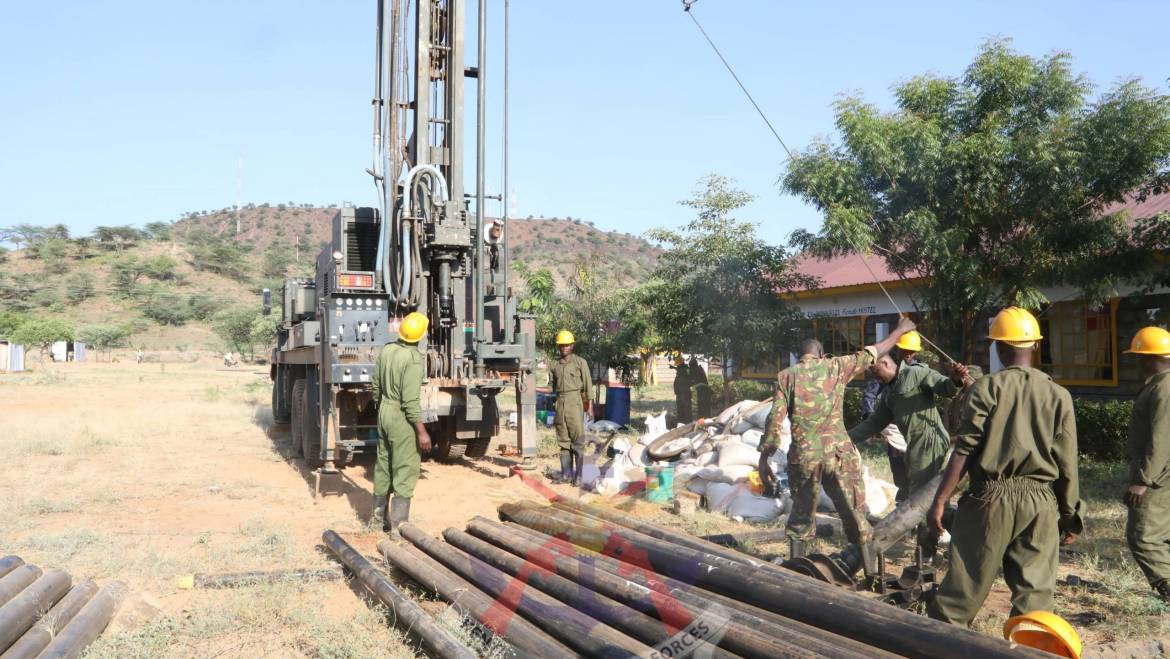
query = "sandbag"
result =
(686, 478, 709, 496)
(740, 428, 763, 449)
(706, 482, 750, 513)
(728, 419, 757, 434)
(716, 400, 758, 425)
(589, 420, 623, 434)
(744, 400, 773, 429)
(696, 464, 754, 484)
(727, 492, 786, 523)
(717, 442, 761, 469)
(694, 451, 718, 467)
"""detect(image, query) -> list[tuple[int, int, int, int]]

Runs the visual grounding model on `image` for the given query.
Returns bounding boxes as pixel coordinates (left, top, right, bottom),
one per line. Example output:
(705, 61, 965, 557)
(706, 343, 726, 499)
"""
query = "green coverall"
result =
(550, 354, 592, 450)
(372, 339, 423, 499)
(848, 361, 956, 496)
(927, 366, 1084, 627)
(1127, 370, 1170, 589)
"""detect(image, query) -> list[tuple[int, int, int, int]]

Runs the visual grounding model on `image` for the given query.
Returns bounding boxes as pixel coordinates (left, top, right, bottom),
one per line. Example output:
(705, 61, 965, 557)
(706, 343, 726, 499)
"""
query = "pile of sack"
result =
(589, 399, 898, 525)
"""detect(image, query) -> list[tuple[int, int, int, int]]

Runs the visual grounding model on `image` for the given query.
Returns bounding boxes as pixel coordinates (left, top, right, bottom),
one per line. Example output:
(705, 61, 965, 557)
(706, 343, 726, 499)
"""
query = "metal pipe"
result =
(465, 517, 879, 659)
(835, 471, 944, 575)
(0, 569, 71, 653)
(399, 522, 655, 657)
(321, 530, 475, 659)
(35, 581, 124, 659)
(378, 540, 572, 657)
(0, 580, 98, 659)
(473, 0, 486, 374)
(441, 527, 739, 658)
(0, 567, 41, 609)
(0, 559, 22, 582)
(499, 503, 1049, 659)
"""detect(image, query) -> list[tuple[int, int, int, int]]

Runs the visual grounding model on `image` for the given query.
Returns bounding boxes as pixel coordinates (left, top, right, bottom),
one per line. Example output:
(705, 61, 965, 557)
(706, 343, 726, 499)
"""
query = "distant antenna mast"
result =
(235, 155, 243, 234)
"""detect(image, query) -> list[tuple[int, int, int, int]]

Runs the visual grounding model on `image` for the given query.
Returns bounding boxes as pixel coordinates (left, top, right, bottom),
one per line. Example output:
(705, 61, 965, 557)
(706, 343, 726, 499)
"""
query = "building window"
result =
(812, 316, 866, 359)
(1037, 299, 1117, 385)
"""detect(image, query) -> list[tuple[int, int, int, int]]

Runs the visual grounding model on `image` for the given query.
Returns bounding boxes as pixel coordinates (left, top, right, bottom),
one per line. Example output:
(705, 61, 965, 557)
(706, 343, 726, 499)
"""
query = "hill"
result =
(0, 205, 660, 351)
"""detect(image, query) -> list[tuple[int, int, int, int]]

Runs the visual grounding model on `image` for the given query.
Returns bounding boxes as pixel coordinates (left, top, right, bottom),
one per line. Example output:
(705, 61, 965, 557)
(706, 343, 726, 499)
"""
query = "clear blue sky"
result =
(1, 0, 1167, 246)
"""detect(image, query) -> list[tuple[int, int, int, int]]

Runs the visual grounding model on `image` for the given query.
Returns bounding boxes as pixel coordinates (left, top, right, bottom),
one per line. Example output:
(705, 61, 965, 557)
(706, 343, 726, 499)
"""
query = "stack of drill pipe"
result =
(501, 501, 1050, 659)
(439, 526, 742, 659)
(378, 540, 571, 657)
(0, 569, 72, 653)
(0, 559, 23, 582)
(321, 530, 476, 659)
(464, 516, 889, 659)
(0, 568, 41, 609)
(36, 581, 126, 659)
(398, 522, 657, 657)
(0, 580, 99, 659)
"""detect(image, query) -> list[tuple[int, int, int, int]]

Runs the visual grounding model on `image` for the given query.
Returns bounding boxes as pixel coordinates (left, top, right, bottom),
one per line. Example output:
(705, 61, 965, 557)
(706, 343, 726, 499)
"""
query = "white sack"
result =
(744, 401, 773, 429)
(740, 429, 763, 449)
(727, 492, 786, 523)
(686, 478, 710, 496)
(717, 442, 761, 469)
(706, 482, 750, 513)
(696, 464, 754, 484)
(716, 400, 758, 425)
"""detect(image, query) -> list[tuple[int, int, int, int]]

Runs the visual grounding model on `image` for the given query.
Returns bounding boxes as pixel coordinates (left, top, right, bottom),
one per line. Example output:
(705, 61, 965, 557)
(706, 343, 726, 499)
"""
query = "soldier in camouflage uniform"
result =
(759, 316, 917, 566)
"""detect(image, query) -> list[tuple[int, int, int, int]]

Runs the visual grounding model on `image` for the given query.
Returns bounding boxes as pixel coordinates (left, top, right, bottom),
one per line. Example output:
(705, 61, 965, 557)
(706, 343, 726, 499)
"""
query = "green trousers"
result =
(1127, 485, 1170, 588)
(928, 478, 1058, 626)
(786, 447, 872, 546)
(554, 395, 585, 450)
(374, 410, 421, 499)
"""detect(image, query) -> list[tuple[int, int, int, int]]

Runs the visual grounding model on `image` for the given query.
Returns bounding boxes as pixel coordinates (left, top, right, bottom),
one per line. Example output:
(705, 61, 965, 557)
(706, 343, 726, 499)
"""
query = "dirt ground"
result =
(2, 356, 1167, 656)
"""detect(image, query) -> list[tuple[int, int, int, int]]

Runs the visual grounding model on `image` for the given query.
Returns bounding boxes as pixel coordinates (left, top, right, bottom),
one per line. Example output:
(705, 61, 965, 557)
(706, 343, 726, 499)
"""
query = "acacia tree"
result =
(648, 175, 811, 392)
(784, 40, 1170, 358)
(11, 318, 74, 364)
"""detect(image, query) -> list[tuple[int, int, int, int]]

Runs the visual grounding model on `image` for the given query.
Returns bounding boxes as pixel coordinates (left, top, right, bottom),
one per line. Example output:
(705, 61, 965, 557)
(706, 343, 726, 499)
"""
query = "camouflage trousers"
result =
(786, 447, 873, 545)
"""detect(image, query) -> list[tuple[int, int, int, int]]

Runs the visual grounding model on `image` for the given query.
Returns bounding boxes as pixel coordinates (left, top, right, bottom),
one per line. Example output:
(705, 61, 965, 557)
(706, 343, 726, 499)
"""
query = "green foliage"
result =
(11, 318, 74, 361)
(141, 255, 179, 281)
(708, 374, 774, 409)
(1075, 398, 1133, 460)
(93, 226, 145, 253)
(108, 256, 145, 294)
(77, 325, 131, 359)
(647, 175, 810, 380)
(261, 242, 294, 279)
(186, 293, 219, 321)
(31, 287, 59, 308)
(843, 386, 865, 430)
(211, 307, 271, 359)
(64, 273, 94, 304)
(143, 221, 173, 241)
(142, 291, 191, 326)
(0, 224, 48, 249)
(249, 313, 278, 351)
(784, 40, 1170, 359)
(184, 228, 251, 281)
(0, 311, 30, 337)
(27, 238, 71, 268)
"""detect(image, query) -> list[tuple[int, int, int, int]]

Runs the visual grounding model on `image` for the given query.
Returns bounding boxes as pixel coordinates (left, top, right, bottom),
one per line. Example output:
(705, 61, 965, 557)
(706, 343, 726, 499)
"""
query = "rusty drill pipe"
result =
(379, 540, 572, 658)
(35, 581, 124, 659)
(0, 580, 99, 659)
(500, 503, 1049, 659)
(468, 516, 888, 659)
(0, 559, 23, 582)
(834, 471, 944, 575)
(0, 567, 42, 610)
(0, 570, 71, 653)
(321, 531, 476, 659)
(441, 527, 742, 659)
(399, 522, 656, 658)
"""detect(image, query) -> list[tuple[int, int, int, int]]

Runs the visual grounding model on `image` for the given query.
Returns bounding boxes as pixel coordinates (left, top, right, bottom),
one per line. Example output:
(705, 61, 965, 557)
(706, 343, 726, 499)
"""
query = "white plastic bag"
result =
(640, 412, 668, 445)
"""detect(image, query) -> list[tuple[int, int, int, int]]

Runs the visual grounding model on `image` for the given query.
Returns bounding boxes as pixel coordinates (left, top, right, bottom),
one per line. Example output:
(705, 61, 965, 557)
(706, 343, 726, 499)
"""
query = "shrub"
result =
(1075, 398, 1133, 460)
(142, 292, 191, 326)
(708, 374, 773, 408)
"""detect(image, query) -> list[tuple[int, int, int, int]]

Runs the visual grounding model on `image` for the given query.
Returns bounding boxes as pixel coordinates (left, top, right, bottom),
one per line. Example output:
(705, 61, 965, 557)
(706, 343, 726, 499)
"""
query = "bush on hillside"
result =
(142, 292, 191, 326)
(65, 273, 95, 303)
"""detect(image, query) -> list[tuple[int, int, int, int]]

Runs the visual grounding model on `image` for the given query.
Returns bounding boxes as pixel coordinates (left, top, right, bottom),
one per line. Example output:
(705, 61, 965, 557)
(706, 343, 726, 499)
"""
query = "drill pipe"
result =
(0, 559, 22, 582)
(468, 516, 889, 659)
(834, 471, 945, 575)
(321, 531, 476, 659)
(379, 540, 572, 658)
(35, 581, 124, 659)
(0, 570, 71, 653)
(440, 527, 740, 659)
(398, 522, 655, 658)
(500, 502, 1049, 659)
(0, 580, 98, 659)
(0, 568, 41, 610)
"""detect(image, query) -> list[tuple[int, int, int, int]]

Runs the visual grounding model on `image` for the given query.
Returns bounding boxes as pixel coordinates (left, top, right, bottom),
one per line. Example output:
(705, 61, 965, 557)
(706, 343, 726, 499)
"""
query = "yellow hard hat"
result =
(555, 330, 575, 345)
(988, 307, 1043, 348)
(895, 331, 922, 352)
(398, 312, 429, 343)
(674, 355, 686, 367)
(1003, 611, 1082, 658)
(1125, 326, 1170, 356)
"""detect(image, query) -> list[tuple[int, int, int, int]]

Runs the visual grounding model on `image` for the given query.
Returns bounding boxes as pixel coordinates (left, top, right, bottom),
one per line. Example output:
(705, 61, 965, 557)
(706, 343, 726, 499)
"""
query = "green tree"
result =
(186, 293, 219, 321)
(261, 242, 294, 279)
(783, 39, 1170, 358)
(26, 238, 70, 268)
(249, 313, 277, 354)
(143, 221, 173, 241)
(141, 254, 179, 281)
(0, 311, 30, 337)
(11, 318, 74, 364)
(93, 226, 146, 254)
(64, 273, 95, 304)
(212, 307, 260, 358)
(109, 256, 145, 294)
(647, 175, 810, 390)
(142, 291, 191, 326)
(77, 324, 131, 361)
(184, 228, 250, 280)
(0, 224, 47, 250)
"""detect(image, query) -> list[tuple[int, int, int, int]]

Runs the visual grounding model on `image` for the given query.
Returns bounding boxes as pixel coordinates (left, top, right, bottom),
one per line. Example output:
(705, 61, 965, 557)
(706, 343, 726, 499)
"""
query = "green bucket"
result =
(644, 466, 675, 503)
(537, 410, 548, 424)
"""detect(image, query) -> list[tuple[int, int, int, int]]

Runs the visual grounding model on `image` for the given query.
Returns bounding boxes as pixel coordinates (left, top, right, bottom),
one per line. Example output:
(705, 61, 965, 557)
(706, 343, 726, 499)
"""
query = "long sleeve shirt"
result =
(373, 340, 423, 424)
(1129, 371, 1170, 488)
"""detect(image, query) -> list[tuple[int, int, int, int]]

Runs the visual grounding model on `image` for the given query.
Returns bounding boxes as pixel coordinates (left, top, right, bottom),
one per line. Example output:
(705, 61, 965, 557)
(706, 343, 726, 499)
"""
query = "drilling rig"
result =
(269, 0, 538, 485)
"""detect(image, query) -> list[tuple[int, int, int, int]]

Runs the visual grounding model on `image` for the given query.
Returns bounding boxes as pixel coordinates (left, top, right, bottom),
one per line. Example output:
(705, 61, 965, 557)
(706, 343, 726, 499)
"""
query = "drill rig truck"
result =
(268, 0, 538, 479)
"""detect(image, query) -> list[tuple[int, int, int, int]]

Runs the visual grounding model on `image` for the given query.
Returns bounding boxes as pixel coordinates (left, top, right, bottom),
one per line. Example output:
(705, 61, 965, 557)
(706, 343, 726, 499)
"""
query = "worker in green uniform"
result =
(1123, 326, 1170, 603)
(548, 330, 592, 484)
(672, 356, 692, 425)
(371, 311, 432, 538)
(927, 306, 1083, 626)
(690, 357, 714, 419)
(848, 343, 969, 560)
(759, 315, 916, 569)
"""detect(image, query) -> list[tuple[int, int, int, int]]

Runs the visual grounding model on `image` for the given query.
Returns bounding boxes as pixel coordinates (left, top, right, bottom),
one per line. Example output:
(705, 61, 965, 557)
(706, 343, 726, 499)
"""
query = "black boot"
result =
(369, 495, 388, 532)
(789, 538, 808, 560)
(1156, 581, 1170, 604)
(387, 496, 411, 539)
(569, 448, 583, 486)
(558, 450, 573, 483)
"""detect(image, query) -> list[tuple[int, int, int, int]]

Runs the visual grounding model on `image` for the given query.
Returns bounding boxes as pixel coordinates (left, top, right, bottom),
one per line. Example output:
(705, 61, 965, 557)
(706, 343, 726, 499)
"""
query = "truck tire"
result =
(300, 382, 323, 470)
(271, 368, 291, 425)
(463, 437, 490, 459)
(289, 379, 305, 458)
